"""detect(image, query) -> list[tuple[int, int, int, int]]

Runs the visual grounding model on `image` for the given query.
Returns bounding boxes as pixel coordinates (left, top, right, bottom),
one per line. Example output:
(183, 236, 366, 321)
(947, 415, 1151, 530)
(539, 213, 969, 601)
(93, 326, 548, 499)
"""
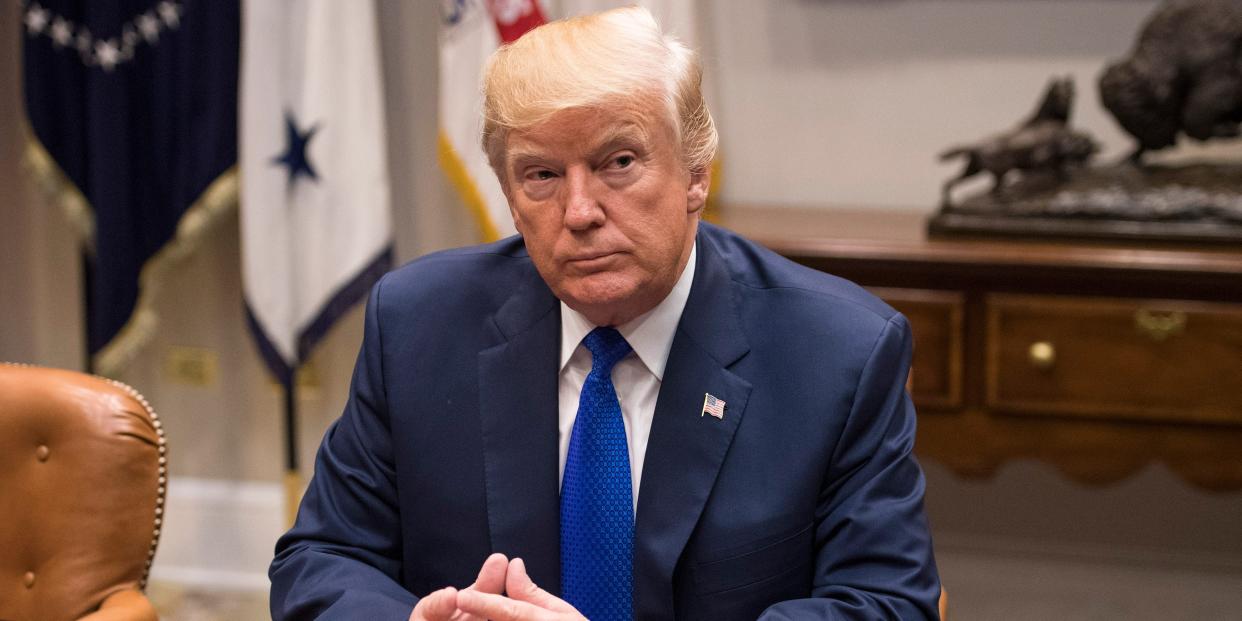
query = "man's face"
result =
(504, 97, 708, 326)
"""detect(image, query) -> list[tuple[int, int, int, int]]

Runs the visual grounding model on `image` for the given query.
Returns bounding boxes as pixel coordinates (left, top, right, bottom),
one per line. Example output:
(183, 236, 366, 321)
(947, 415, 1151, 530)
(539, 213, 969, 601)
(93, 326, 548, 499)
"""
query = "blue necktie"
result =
(561, 327, 634, 621)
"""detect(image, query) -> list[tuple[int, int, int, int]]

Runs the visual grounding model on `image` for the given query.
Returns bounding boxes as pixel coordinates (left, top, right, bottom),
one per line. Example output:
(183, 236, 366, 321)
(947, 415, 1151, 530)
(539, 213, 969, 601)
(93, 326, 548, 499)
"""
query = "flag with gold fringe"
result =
(438, 0, 547, 242)
(21, 0, 240, 375)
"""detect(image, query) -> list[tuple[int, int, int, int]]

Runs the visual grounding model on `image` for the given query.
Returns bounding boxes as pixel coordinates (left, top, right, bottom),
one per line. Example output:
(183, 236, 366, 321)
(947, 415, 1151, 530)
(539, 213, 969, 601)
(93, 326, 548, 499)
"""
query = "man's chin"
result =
(559, 279, 646, 325)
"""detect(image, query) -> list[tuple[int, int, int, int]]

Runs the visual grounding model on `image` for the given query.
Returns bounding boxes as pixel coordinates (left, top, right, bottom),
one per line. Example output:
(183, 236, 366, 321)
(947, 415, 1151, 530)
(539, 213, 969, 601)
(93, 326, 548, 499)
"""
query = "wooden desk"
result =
(723, 207, 1242, 491)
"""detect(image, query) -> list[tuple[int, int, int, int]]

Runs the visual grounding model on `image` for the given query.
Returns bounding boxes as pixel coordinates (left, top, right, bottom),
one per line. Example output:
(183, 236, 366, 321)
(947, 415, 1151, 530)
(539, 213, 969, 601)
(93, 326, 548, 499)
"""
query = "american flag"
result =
(702, 393, 726, 419)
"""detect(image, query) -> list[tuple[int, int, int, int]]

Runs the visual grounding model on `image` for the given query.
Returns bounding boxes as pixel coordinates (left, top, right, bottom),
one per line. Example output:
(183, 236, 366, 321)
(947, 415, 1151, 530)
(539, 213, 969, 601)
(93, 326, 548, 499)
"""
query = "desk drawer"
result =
(986, 294, 1242, 425)
(871, 288, 963, 409)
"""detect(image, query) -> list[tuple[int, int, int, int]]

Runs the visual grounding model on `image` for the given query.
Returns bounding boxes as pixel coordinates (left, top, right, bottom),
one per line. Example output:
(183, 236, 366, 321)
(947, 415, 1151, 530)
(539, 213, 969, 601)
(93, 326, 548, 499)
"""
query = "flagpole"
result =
(283, 377, 301, 529)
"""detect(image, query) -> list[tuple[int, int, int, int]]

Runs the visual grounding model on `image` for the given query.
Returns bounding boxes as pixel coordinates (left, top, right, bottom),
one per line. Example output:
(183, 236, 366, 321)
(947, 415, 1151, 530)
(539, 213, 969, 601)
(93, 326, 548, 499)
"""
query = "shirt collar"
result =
(559, 240, 697, 381)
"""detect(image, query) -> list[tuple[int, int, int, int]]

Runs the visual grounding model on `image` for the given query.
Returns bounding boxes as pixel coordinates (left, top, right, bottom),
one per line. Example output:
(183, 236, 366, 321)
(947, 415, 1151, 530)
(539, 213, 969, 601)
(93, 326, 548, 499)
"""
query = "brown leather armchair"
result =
(0, 364, 167, 621)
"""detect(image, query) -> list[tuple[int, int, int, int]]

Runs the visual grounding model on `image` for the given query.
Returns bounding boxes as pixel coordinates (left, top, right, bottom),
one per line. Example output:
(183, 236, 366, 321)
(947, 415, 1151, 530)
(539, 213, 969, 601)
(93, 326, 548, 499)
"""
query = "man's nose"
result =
(562, 165, 605, 230)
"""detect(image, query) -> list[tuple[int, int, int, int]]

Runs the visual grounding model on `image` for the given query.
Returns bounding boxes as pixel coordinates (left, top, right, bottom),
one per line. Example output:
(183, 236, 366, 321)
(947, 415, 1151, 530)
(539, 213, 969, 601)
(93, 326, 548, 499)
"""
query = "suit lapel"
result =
(633, 231, 752, 619)
(477, 275, 563, 593)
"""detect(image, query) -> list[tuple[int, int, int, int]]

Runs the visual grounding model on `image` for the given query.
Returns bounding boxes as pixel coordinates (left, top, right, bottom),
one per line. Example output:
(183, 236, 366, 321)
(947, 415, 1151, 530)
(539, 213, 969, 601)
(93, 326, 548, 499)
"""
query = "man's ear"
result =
(686, 169, 710, 214)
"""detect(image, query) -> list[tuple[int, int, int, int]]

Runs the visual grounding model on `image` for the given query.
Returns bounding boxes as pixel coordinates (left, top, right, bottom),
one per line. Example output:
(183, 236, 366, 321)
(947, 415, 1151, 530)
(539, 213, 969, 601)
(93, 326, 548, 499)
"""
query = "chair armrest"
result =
(77, 589, 158, 621)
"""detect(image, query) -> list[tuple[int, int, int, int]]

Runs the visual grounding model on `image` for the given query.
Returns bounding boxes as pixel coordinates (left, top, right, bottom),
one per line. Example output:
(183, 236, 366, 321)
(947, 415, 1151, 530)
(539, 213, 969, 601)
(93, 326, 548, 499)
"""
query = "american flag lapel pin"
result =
(701, 393, 725, 419)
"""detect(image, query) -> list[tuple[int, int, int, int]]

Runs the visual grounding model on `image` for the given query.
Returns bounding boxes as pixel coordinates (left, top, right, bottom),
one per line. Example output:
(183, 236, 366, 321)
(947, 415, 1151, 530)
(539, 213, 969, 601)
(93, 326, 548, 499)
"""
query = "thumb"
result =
(469, 553, 509, 594)
(506, 558, 576, 612)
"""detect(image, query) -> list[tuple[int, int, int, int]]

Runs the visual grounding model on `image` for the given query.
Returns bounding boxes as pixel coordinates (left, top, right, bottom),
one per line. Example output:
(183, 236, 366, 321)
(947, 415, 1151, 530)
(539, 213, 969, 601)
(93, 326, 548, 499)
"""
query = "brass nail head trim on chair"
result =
(2, 361, 168, 591)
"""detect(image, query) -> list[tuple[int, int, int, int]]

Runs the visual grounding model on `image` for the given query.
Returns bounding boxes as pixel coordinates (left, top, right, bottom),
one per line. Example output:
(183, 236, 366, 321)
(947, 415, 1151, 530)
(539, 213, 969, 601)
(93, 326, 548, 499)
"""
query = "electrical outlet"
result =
(165, 347, 219, 387)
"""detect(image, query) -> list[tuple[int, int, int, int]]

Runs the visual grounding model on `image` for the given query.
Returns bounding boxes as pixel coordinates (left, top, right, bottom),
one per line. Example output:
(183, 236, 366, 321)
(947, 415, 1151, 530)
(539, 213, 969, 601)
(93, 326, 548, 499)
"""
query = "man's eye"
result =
(615, 155, 635, 168)
(526, 170, 556, 181)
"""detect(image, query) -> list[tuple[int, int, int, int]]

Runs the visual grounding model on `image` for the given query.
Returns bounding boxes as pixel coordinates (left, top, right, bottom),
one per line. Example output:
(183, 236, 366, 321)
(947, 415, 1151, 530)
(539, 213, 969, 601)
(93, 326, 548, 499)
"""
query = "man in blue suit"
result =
(270, 7, 939, 620)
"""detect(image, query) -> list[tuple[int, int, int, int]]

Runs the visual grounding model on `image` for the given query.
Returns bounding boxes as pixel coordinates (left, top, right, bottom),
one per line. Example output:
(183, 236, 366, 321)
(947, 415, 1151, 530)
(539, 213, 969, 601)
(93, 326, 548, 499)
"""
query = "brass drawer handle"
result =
(1134, 309, 1186, 342)
(1028, 341, 1056, 370)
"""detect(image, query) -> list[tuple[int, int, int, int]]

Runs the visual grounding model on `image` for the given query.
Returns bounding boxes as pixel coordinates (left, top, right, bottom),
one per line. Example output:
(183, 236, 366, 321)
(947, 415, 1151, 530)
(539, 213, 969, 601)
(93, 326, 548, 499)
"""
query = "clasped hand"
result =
(410, 553, 588, 621)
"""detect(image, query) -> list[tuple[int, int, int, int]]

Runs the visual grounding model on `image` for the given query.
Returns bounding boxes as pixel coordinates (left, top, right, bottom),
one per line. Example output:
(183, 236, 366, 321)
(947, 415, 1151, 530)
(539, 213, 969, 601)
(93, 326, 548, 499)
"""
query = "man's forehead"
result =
(506, 100, 673, 155)
(517, 109, 651, 143)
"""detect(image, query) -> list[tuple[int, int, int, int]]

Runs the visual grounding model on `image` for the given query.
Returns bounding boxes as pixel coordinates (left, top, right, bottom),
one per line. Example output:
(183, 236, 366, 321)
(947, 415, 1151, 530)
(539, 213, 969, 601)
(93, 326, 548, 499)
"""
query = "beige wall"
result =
(709, 0, 1153, 208)
(0, 0, 83, 371)
(3, 0, 1240, 570)
(707, 0, 1241, 209)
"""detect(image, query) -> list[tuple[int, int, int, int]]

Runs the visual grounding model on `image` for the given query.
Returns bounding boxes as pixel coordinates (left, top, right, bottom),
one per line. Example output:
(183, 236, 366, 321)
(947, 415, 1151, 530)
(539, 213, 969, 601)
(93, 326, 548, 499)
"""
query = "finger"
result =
(412, 586, 459, 621)
(469, 552, 509, 594)
(506, 558, 577, 613)
(456, 590, 546, 621)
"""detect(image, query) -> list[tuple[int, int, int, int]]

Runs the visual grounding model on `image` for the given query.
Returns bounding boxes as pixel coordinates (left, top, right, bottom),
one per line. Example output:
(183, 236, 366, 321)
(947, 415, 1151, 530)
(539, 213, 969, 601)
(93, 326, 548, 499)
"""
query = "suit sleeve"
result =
(269, 278, 419, 620)
(760, 314, 942, 620)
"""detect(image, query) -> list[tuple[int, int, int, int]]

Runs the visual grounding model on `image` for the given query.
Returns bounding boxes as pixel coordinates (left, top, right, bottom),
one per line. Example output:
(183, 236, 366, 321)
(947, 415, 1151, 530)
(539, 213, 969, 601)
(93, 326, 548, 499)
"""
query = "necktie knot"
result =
(583, 327, 631, 372)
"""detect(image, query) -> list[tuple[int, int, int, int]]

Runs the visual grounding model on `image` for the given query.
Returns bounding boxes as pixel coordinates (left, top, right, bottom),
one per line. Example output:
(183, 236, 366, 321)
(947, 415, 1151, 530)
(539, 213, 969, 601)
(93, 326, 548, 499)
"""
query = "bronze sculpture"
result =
(939, 78, 1098, 208)
(1099, 0, 1242, 162)
(930, 2, 1242, 243)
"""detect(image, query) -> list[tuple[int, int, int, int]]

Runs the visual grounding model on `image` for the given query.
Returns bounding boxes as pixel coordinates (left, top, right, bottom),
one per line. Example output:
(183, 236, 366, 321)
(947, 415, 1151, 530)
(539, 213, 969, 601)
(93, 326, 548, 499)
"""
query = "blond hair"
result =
(481, 6, 717, 181)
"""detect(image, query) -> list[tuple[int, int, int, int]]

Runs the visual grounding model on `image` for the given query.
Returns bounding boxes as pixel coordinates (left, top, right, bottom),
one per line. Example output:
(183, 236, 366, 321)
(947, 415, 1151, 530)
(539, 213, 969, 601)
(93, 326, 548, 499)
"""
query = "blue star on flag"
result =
(273, 111, 318, 185)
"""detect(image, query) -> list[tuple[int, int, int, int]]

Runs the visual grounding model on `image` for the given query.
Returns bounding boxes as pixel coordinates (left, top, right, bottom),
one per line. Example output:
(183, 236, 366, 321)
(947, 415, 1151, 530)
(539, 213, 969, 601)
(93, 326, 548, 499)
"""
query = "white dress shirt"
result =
(558, 242, 697, 510)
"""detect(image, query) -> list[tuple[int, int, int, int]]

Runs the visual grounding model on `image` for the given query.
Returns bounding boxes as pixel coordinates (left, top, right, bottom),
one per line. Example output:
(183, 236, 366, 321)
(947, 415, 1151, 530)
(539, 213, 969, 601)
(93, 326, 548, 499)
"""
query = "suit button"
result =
(36, 445, 50, 462)
(23, 571, 35, 588)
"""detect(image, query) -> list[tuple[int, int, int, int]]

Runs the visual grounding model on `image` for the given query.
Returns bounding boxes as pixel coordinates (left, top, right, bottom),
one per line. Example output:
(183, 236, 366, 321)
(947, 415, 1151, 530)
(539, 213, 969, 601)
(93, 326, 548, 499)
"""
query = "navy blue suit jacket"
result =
(270, 223, 940, 620)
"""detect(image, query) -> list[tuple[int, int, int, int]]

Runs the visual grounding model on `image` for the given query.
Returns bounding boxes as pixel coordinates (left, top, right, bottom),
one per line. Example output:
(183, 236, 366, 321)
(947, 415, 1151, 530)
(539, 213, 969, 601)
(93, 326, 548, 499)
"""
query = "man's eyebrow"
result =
(593, 123, 650, 153)
(508, 148, 546, 169)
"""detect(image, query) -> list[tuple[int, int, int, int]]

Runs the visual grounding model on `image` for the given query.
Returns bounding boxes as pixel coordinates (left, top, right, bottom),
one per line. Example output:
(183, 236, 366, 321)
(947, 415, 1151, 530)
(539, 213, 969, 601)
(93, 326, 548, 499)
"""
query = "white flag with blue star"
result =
(240, 0, 391, 386)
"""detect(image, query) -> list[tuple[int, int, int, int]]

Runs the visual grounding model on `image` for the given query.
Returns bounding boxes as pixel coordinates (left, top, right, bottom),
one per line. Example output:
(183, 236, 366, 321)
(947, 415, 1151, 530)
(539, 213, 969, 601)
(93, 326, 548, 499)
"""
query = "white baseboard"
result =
(148, 477, 285, 592)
